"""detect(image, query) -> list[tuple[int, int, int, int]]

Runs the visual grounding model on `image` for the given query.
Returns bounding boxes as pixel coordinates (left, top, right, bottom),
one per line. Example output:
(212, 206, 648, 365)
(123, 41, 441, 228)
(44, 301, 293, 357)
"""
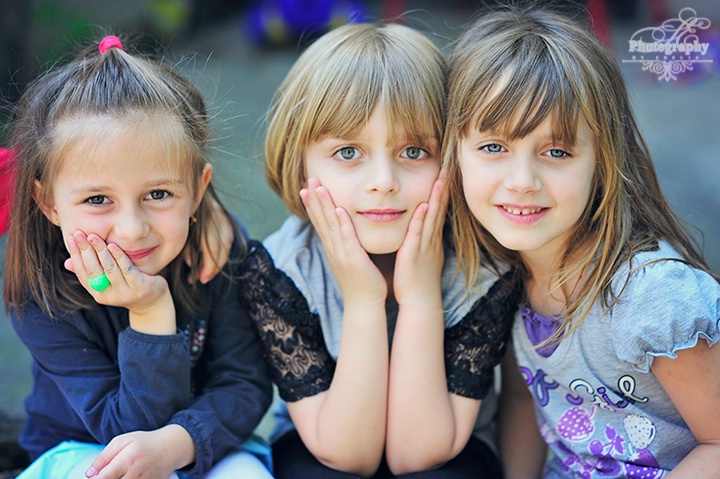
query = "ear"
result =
(194, 163, 213, 210)
(33, 179, 61, 226)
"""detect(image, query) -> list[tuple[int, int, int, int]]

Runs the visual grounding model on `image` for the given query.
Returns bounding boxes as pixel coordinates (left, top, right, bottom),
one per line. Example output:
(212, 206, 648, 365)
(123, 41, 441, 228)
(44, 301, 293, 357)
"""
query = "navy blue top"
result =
(10, 225, 272, 476)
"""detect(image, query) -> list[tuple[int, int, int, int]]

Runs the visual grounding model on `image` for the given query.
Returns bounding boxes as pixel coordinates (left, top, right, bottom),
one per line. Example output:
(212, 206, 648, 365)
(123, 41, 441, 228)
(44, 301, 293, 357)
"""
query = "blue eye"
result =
(481, 143, 504, 153)
(401, 146, 428, 160)
(335, 147, 360, 161)
(547, 149, 570, 159)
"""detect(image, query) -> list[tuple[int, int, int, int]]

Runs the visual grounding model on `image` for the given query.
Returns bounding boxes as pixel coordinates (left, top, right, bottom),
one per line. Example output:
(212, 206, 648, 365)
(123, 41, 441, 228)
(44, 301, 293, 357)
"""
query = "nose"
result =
(366, 154, 399, 193)
(504, 154, 541, 194)
(112, 206, 150, 241)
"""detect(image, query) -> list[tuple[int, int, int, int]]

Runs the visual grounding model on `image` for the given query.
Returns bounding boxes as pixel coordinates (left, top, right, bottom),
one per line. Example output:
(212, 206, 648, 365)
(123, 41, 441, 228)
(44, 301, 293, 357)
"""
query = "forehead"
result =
(52, 113, 189, 177)
(468, 74, 581, 147)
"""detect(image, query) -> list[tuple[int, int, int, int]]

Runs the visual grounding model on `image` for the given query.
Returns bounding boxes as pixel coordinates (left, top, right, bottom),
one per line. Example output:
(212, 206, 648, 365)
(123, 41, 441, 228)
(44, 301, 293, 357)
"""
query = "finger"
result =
(64, 257, 75, 273)
(335, 206, 359, 245)
(202, 224, 232, 284)
(106, 243, 137, 288)
(302, 180, 336, 245)
(401, 202, 429, 255)
(197, 213, 233, 284)
(314, 186, 342, 232)
(74, 231, 105, 282)
(65, 234, 89, 280)
(197, 239, 221, 285)
(85, 447, 114, 477)
(423, 178, 448, 242)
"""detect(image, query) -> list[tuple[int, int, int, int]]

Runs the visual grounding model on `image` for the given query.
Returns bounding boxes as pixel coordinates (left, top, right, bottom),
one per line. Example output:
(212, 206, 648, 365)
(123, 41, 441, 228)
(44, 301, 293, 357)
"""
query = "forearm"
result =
(499, 351, 546, 479)
(665, 443, 720, 478)
(294, 301, 389, 476)
(386, 303, 475, 473)
(498, 393, 546, 479)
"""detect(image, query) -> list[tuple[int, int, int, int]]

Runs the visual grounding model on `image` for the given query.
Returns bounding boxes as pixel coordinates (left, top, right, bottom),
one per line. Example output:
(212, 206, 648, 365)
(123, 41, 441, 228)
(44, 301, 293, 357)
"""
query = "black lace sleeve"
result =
(238, 241, 336, 402)
(444, 269, 522, 399)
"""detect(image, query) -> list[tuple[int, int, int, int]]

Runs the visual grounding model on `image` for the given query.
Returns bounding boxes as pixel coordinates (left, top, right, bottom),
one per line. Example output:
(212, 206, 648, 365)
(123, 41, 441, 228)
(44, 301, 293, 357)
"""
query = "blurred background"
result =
(1, 0, 719, 475)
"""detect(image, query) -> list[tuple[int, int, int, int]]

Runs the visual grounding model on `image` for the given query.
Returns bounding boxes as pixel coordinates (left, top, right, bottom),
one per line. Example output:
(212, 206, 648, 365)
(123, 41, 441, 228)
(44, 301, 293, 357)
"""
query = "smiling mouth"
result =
(501, 206, 545, 215)
(124, 247, 157, 261)
(359, 210, 405, 222)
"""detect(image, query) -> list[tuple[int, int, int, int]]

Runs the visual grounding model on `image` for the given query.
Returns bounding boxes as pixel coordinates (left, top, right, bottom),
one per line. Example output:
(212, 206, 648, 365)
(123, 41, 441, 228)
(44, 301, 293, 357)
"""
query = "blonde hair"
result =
(444, 6, 717, 339)
(5, 36, 237, 317)
(265, 22, 446, 218)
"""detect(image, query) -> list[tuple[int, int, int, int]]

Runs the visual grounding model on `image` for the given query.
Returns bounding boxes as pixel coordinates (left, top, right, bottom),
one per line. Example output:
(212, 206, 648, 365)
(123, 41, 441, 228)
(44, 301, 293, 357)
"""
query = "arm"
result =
(498, 343, 547, 479)
(165, 234, 273, 475)
(11, 304, 195, 454)
(386, 179, 477, 473)
(653, 340, 720, 477)
(287, 179, 388, 476)
(85, 230, 271, 478)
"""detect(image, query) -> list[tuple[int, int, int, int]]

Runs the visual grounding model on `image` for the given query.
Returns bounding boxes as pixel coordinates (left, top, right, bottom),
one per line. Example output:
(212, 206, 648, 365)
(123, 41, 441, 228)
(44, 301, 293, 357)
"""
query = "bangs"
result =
(305, 29, 444, 145)
(464, 40, 582, 147)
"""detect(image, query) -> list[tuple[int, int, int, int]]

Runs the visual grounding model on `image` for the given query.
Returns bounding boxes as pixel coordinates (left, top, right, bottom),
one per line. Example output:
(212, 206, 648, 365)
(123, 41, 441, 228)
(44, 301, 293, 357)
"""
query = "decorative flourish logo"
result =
(622, 8, 713, 81)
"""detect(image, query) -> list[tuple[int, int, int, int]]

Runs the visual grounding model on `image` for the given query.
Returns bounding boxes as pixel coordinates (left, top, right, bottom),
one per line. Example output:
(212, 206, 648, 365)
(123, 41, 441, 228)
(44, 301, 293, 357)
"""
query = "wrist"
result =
(162, 424, 196, 471)
(129, 292, 176, 335)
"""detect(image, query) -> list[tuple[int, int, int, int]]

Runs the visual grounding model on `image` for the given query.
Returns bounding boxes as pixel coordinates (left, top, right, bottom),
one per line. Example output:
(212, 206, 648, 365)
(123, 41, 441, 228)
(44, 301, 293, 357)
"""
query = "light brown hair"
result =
(444, 6, 717, 339)
(265, 22, 446, 218)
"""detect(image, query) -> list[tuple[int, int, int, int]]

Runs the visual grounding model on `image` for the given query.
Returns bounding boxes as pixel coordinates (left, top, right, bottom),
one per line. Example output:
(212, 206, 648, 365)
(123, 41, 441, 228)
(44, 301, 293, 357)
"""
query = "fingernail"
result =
(85, 467, 97, 477)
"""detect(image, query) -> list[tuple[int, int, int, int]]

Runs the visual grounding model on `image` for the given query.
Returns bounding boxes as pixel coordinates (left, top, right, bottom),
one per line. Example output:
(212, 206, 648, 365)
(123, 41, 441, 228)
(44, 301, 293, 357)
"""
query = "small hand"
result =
(84, 426, 195, 479)
(65, 231, 174, 329)
(183, 196, 233, 284)
(300, 178, 387, 305)
(394, 177, 447, 308)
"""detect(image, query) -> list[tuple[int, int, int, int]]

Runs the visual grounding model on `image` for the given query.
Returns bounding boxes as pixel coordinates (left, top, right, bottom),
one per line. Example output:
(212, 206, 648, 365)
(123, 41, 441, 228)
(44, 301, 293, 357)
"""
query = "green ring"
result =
(88, 273, 111, 292)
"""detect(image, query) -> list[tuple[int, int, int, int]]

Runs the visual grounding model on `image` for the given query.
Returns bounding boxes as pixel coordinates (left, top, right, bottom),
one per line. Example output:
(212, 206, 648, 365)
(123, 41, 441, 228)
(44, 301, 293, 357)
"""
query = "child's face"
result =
(37, 120, 205, 276)
(458, 116, 595, 265)
(305, 105, 440, 255)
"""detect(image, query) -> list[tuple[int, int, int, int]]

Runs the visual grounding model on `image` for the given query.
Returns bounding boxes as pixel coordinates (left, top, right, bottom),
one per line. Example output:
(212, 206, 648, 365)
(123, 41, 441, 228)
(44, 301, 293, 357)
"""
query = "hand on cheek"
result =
(64, 230, 170, 315)
(394, 177, 447, 308)
(300, 177, 387, 305)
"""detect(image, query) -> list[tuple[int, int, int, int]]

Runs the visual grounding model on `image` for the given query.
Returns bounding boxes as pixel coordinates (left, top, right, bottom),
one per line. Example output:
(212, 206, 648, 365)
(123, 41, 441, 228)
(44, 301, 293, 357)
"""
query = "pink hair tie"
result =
(98, 36, 124, 55)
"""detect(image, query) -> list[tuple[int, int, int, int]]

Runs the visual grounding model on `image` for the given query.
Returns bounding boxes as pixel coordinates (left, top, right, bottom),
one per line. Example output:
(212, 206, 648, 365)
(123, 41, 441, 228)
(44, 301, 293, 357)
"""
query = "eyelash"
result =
(83, 190, 173, 206)
(479, 143, 572, 160)
(333, 146, 430, 162)
(85, 195, 108, 206)
(333, 146, 360, 162)
(401, 146, 429, 160)
(146, 189, 172, 201)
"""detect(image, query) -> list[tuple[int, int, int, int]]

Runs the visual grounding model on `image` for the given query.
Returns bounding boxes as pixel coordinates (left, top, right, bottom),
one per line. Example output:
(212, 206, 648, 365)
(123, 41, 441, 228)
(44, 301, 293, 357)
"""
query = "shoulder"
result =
(441, 246, 514, 328)
(611, 242, 719, 309)
(609, 241, 720, 371)
(262, 216, 329, 307)
(263, 216, 318, 268)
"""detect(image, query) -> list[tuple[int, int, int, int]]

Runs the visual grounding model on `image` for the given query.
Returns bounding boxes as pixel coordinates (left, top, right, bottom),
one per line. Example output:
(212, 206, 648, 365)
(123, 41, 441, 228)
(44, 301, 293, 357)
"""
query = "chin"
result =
(359, 240, 402, 256)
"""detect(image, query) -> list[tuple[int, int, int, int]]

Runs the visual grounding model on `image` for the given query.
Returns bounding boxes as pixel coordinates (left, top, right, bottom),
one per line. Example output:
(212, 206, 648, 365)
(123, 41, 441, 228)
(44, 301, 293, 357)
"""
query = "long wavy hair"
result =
(444, 6, 717, 341)
(4, 36, 238, 317)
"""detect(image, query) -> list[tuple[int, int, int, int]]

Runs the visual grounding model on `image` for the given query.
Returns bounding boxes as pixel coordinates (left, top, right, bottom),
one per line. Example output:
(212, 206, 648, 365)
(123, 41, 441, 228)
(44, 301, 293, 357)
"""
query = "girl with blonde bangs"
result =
(444, 6, 720, 478)
(265, 23, 445, 220)
(243, 22, 519, 479)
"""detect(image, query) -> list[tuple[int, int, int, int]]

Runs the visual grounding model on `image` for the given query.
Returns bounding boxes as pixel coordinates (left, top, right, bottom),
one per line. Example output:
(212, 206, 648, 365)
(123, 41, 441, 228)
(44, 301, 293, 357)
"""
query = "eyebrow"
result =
(68, 178, 186, 195)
